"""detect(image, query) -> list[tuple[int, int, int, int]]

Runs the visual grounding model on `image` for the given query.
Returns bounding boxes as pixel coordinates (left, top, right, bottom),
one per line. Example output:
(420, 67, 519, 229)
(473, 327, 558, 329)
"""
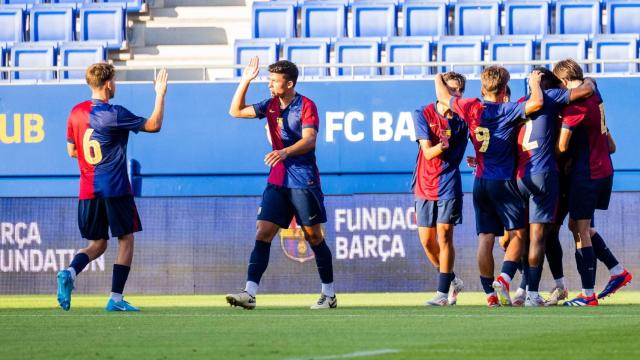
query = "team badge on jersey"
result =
(277, 117, 284, 128)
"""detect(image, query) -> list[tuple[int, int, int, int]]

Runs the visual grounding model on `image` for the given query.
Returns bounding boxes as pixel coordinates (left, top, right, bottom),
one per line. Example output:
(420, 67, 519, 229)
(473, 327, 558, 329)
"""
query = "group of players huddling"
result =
(56, 57, 631, 312)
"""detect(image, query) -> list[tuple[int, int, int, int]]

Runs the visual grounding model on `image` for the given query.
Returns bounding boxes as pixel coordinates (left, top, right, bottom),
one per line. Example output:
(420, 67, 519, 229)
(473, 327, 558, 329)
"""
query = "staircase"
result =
(114, 0, 252, 81)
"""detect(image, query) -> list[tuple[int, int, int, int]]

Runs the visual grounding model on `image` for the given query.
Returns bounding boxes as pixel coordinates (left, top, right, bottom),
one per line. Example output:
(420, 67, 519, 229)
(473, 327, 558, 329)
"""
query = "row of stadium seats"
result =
(0, 41, 106, 80)
(0, 3, 130, 50)
(1, 0, 143, 12)
(251, 0, 640, 39)
(235, 34, 640, 76)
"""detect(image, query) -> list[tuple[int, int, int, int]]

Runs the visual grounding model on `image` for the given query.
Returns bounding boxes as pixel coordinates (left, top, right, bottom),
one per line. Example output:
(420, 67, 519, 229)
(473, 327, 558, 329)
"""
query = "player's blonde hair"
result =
(553, 59, 584, 82)
(480, 65, 510, 96)
(85, 63, 115, 89)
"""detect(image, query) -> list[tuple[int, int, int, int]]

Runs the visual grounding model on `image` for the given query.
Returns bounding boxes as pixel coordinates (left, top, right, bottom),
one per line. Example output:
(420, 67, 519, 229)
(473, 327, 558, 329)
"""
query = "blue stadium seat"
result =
(282, 38, 330, 76)
(79, 4, 126, 50)
(2, 0, 43, 8)
(351, 0, 397, 38)
(454, 0, 500, 36)
(0, 43, 6, 80)
(504, 0, 549, 37)
(252, 1, 297, 38)
(606, 0, 640, 34)
(233, 39, 279, 77)
(540, 35, 588, 70)
(0, 5, 24, 46)
(487, 36, 535, 75)
(334, 38, 381, 76)
(300, 0, 347, 38)
(30, 5, 76, 43)
(51, 0, 89, 7)
(555, 0, 601, 35)
(10, 43, 56, 80)
(98, 0, 144, 13)
(402, 0, 448, 37)
(591, 34, 638, 73)
(385, 36, 433, 75)
(437, 36, 484, 74)
(59, 42, 107, 79)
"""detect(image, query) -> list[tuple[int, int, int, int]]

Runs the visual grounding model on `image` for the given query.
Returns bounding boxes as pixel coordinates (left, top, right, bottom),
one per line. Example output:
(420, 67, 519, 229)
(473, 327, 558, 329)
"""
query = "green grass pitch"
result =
(1, 292, 639, 360)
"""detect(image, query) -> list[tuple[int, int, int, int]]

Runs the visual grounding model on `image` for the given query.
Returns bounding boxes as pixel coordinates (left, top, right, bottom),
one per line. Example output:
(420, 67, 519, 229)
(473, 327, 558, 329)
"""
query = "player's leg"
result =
(415, 199, 439, 269)
(430, 198, 463, 306)
(57, 198, 109, 311)
(473, 179, 501, 307)
(544, 224, 568, 305)
(105, 196, 143, 311)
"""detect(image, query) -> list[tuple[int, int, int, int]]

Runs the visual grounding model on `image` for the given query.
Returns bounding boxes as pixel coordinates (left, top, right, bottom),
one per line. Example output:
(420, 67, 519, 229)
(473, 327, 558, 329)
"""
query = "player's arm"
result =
(420, 139, 448, 160)
(607, 131, 616, 154)
(228, 57, 260, 118)
(568, 78, 595, 102)
(524, 70, 544, 115)
(264, 127, 317, 167)
(141, 68, 168, 133)
(557, 128, 572, 154)
(67, 142, 77, 158)
(434, 73, 453, 105)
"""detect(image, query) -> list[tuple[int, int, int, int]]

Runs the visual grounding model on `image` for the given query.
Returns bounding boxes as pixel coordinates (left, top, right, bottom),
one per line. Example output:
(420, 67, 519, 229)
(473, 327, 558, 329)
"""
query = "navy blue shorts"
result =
(78, 196, 142, 240)
(257, 184, 327, 228)
(473, 178, 526, 235)
(415, 198, 463, 227)
(568, 175, 613, 221)
(554, 173, 571, 226)
(517, 172, 559, 224)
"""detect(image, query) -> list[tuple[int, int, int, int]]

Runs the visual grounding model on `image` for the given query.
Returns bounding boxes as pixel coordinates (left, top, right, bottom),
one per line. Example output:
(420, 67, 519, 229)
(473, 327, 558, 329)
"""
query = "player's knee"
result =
(304, 232, 323, 246)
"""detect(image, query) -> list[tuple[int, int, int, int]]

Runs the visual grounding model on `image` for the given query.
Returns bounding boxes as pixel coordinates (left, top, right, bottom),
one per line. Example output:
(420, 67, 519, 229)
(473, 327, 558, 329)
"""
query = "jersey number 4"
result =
(82, 129, 103, 165)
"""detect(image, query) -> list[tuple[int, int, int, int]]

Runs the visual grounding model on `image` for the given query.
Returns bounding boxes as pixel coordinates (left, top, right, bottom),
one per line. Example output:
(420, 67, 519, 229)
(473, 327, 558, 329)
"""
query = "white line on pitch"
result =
(0, 313, 639, 318)
(286, 349, 400, 360)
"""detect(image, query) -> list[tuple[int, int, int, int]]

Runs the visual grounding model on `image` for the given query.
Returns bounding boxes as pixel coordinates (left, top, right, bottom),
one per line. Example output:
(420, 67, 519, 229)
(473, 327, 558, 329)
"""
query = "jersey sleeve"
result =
(412, 108, 431, 142)
(561, 104, 586, 131)
(66, 115, 75, 144)
(449, 96, 482, 124)
(503, 101, 526, 125)
(301, 99, 320, 130)
(252, 98, 271, 119)
(546, 88, 571, 109)
(114, 105, 147, 133)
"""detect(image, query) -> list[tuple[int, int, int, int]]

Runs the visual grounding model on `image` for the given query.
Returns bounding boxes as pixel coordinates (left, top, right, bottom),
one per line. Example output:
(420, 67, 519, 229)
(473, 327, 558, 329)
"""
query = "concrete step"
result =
(113, 59, 237, 81)
(161, 0, 247, 7)
(130, 23, 230, 46)
(132, 45, 231, 59)
(149, 5, 251, 19)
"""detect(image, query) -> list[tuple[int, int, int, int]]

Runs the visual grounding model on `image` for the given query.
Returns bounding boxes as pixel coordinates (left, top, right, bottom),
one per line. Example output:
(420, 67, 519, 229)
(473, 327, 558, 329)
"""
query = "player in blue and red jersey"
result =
(57, 63, 168, 312)
(553, 60, 632, 306)
(226, 57, 335, 310)
(412, 72, 468, 306)
(513, 67, 595, 306)
(435, 66, 544, 307)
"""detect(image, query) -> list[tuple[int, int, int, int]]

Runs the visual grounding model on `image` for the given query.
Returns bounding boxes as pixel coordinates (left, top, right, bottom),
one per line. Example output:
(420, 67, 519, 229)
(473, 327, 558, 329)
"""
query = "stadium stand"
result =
(386, 36, 433, 75)
(334, 37, 381, 76)
(3, 0, 43, 7)
(300, 0, 347, 38)
(9, 42, 56, 80)
(540, 34, 589, 70)
(437, 36, 484, 74)
(454, 0, 501, 36)
(234, 38, 279, 77)
(0, 42, 6, 79)
(252, 0, 297, 39)
(59, 41, 107, 79)
(504, 0, 550, 37)
(29, 4, 76, 43)
(78, 4, 126, 50)
(591, 34, 639, 72)
(555, 0, 601, 35)
(99, 0, 145, 13)
(351, 0, 397, 38)
(606, 0, 640, 34)
(0, 5, 25, 46)
(487, 35, 536, 75)
(402, 0, 448, 37)
(282, 38, 330, 76)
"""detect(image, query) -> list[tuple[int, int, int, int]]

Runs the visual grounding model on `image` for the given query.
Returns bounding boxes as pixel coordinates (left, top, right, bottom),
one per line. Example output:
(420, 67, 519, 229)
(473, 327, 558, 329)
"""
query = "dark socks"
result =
(545, 230, 564, 279)
(437, 272, 454, 293)
(519, 259, 529, 290)
(501, 260, 519, 280)
(528, 266, 543, 292)
(247, 240, 271, 284)
(111, 264, 131, 295)
(311, 240, 334, 284)
(577, 247, 596, 290)
(480, 276, 495, 295)
(69, 253, 90, 275)
(591, 232, 619, 270)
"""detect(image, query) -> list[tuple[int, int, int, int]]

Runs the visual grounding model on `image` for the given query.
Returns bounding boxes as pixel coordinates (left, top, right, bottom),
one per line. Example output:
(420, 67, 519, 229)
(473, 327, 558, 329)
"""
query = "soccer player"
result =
(412, 72, 468, 306)
(513, 67, 595, 306)
(435, 66, 544, 307)
(225, 57, 336, 310)
(57, 64, 169, 311)
(553, 59, 632, 306)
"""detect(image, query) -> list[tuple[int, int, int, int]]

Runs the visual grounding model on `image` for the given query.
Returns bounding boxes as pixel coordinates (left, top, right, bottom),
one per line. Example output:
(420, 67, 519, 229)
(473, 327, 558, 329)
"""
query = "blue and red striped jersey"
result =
(450, 97, 525, 180)
(412, 103, 468, 200)
(561, 91, 613, 180)
(253, 93, 321, 188)
(516, 88, 570, 178)
(66, 100, 146, 199)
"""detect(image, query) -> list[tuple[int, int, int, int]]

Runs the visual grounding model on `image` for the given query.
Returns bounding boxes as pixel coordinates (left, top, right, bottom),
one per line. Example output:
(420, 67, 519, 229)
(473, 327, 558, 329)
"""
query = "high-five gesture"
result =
(241, 57, 260, 83)
(154, 68, 168, 97)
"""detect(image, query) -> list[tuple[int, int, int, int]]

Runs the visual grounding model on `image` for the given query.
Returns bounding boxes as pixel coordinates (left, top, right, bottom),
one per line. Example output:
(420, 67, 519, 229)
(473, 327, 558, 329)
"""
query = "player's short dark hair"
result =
(505, 85, 511, 98)
(481, 65, 510, 96)
(552, 59, 584, 82)
(268, 60, 299, 86)
(442, 72, 466, 93)
(533, 66, 562, 90)
(86, 63, 115, 89)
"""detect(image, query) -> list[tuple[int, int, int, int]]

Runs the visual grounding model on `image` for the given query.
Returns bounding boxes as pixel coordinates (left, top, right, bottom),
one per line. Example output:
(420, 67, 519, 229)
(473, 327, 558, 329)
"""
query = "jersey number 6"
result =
(82, 129, 103, 165)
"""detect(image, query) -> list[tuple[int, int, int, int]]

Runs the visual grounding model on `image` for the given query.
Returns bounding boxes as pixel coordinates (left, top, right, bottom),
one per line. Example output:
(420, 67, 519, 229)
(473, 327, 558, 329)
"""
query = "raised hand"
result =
(154, 68, 168, 97)
(529, 69, 543, 85)
(241, 56, 260, 83)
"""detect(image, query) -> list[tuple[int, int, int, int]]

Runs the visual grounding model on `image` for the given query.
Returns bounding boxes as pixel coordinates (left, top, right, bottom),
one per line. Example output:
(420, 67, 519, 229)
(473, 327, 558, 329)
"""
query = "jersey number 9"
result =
(82, 129, 103, 165)
(475, 126, 490, 153)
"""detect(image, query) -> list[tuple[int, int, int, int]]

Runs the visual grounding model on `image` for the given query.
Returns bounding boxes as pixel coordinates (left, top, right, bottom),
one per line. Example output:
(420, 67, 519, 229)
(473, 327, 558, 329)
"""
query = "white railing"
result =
(1, 58, 640, 83)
